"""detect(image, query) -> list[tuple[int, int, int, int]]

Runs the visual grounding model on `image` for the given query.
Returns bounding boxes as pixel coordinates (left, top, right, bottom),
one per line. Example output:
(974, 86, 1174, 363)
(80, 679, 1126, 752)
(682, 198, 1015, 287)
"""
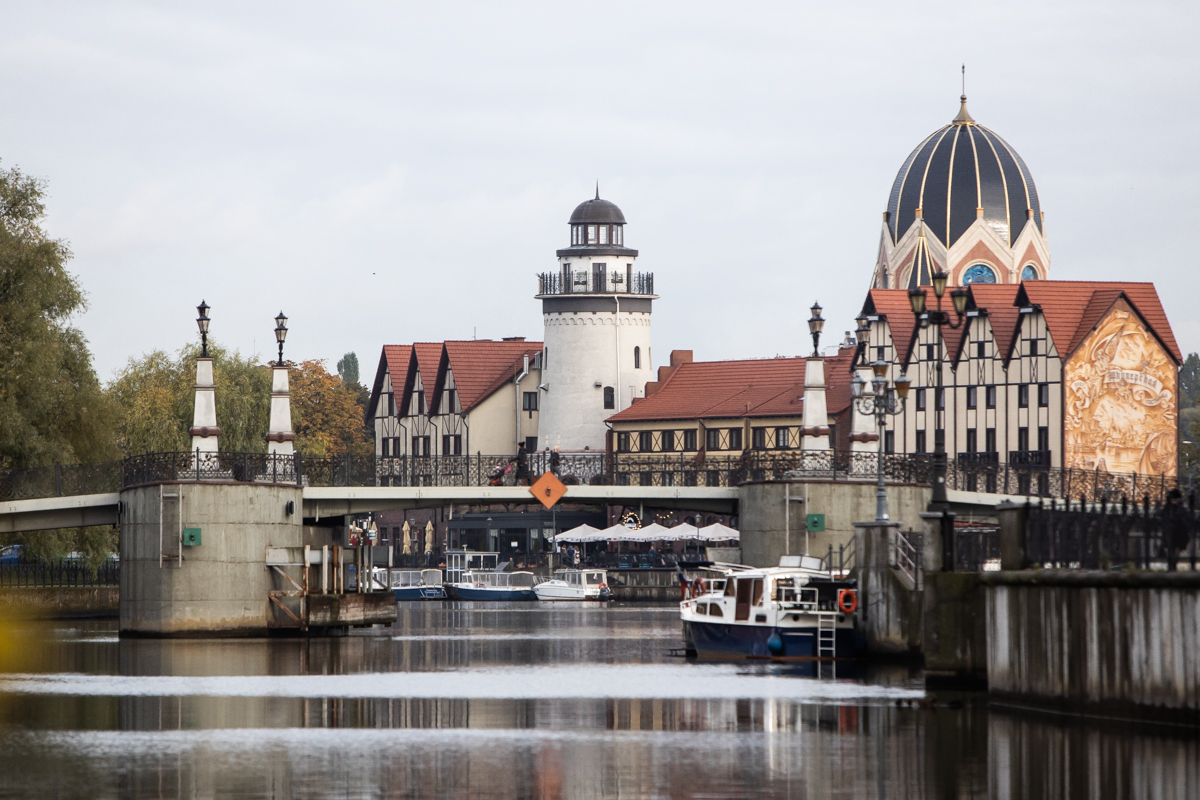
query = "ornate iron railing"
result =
(536, 271, 654, 296)
(0, 460, 121, 502)
(0, 555, 120, 588)
(121, 451, 300, 489)
(1024, 497, 1199, 571)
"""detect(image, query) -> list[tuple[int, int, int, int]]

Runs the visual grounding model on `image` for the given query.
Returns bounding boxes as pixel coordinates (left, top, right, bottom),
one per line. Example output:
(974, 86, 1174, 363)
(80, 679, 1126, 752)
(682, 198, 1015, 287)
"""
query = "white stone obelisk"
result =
(800, 357, 830, 451)
(189, 357, 220, 453)
(266, 363, 295, 455)
(849, 367, 878, 454)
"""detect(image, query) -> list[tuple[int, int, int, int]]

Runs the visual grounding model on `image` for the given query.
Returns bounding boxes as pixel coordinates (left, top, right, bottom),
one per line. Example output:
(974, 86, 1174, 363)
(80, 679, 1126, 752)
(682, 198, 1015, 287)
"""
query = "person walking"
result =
(1161, 488, 1192, 571)
(511, 442, 530, 486)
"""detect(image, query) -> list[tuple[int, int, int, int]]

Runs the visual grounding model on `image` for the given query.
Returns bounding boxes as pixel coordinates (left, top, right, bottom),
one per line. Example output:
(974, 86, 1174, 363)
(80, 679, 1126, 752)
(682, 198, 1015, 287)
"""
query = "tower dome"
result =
(569, 195, 626, 224)
(872, 96, 1051, 289)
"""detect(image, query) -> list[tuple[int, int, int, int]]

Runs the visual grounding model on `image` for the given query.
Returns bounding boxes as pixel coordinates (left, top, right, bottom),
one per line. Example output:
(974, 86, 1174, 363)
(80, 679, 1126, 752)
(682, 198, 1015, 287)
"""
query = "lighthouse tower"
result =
(537, 190, 656, 451)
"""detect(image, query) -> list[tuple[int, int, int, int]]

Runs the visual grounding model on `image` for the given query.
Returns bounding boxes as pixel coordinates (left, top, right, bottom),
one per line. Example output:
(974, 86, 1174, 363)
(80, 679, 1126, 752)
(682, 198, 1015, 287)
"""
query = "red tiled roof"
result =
(824, 347, 857, 416)
(366, 345, 413, 422)
(1017, 281, 1181, 363)
(863, 290, 920, 364)
(607, 357, 806, 423)
(413, 343, 443, 390)
(443, 340, 544, 412)
(967, 285, 1021, 364)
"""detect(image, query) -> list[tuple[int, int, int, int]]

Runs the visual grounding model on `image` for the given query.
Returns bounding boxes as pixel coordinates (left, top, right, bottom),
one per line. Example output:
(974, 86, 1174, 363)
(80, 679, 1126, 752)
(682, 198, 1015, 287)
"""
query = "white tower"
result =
(537, 190, 656, 451)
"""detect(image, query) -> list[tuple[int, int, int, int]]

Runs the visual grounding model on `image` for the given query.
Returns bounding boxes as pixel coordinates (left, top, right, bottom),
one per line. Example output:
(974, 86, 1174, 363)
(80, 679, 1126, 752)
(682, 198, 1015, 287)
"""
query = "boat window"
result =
(695, 603, 707, 616)
(735, 579, 752, 621)
(774, 578, 796, 602)
(707, 603, 723, 619)
(724, 579, 736, 597)
(586, 572, 604, 584)
(751, 579, 763, 606)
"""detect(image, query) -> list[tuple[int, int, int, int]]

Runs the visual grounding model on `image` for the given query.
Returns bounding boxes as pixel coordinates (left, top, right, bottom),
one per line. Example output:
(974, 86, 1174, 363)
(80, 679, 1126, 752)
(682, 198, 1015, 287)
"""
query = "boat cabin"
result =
(446, 550, 499, 584)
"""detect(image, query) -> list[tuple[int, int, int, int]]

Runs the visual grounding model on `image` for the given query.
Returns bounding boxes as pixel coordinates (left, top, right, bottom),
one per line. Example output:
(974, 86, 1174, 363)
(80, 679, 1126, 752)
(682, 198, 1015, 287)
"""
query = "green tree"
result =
(108, 342, 270, 455)
(292, 359, 374, 457)
(337, 352, 360, 386)
(0, 162, 116, 470)
(1180, 353, 1200, 410)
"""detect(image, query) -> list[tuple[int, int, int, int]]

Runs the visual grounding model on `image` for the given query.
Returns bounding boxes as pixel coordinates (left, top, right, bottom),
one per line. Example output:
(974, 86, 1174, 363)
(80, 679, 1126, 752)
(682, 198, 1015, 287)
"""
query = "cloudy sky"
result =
(2, 1, 1197, 381)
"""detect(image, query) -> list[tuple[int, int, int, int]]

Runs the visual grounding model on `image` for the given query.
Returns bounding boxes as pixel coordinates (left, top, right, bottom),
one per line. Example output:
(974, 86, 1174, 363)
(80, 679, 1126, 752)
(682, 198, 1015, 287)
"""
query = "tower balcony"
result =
(537, 271, 654, 297)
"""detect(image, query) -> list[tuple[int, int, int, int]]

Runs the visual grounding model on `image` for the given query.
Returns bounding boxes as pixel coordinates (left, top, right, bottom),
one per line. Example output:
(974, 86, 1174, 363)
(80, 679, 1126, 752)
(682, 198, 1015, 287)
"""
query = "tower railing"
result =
(537, 271, 654, 296)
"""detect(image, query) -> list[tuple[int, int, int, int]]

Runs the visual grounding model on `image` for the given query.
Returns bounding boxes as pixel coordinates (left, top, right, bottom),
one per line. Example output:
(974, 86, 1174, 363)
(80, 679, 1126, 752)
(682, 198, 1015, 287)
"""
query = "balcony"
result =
(1008, 450, 1053, 468)
(956, 451, 999, 466)
(537, 271, 654, 296)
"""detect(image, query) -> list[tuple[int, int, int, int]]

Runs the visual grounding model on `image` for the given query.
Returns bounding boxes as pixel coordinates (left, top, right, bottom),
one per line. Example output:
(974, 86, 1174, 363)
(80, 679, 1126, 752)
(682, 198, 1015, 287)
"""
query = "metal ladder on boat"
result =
(816, 612, 837, 659)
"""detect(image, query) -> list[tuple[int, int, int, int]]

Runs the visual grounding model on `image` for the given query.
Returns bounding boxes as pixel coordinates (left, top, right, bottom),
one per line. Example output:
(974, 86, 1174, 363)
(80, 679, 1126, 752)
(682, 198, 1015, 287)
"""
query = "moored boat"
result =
(451, 569, 538, 601)
(533, 569, 612, 601)
(387, 568, 447, 600)
(680, 555, 860, 659)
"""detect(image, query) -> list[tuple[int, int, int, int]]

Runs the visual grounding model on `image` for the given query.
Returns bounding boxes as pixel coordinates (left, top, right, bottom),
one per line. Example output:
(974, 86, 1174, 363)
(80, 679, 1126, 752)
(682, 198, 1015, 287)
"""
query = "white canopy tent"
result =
(698, 522, 740, 542)
(554, 524, 604, 543)
(555, 522, 740, 544)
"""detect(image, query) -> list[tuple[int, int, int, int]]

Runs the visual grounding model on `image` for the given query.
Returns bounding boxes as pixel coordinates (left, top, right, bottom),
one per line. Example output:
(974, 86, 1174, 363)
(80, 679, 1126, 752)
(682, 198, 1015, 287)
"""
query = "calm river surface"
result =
(0, 603, 1195, 799)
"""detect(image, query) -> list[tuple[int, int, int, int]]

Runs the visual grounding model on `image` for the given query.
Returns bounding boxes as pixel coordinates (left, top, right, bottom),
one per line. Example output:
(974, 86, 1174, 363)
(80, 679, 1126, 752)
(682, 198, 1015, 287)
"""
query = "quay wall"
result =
(983, 571, 1200, 723)
(0, 587, 119, 618)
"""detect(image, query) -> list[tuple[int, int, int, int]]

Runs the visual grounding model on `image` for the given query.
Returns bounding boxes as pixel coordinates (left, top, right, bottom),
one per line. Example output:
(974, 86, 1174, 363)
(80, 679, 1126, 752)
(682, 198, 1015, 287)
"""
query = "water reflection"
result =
(0, 604, 1196, 799)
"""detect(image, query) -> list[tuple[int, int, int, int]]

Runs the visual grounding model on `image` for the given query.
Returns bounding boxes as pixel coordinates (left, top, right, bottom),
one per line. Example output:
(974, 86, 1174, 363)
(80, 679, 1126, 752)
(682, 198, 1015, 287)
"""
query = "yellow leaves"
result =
(290, 360, 372, 458)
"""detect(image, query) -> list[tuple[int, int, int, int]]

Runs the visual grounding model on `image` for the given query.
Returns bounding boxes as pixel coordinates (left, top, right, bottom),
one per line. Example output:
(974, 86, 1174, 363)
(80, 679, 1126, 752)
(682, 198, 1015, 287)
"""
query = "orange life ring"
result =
(692, 578, 706, 596)
(838, 589, 857, 614)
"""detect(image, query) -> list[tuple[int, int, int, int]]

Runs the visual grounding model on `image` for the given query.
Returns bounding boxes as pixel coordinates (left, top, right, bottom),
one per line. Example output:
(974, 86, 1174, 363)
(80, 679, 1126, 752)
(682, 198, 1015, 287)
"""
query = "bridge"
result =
(1, 450, 1184, 534)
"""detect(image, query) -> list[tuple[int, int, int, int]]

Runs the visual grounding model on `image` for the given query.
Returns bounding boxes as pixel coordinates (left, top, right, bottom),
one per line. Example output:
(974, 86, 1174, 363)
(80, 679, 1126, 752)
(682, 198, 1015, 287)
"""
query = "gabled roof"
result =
(442, 340, 544, 412)
(863, 289, 920, 364)
(1016, 281, 1181, 364)
(607, 357, 807, 423)
(966, 284, 1021, 364)
(413, 343, 443, 390)
(824, 347, 857, 416)
(366, 345, 413, 422)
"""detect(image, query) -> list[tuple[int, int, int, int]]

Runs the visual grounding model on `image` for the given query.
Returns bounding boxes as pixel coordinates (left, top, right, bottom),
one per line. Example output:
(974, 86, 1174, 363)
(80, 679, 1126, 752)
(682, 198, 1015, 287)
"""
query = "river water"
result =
(0, 603, 1195, 799)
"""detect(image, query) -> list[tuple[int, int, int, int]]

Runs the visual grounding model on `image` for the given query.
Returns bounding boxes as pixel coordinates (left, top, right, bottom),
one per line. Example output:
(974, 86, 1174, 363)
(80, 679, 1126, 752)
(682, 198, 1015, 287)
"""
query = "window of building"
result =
(523, 391, 538, 412)
(603, 387, 615, 409)
(638, 431, 653, 452)
(525, 436, 538, 453)
(447, 388, 457, 412)
(633, 346, 641, 369)
(1038, 383, 1049, 407)
(387, 392, 395, 416)
(1022, 265, 1039, 281)
(417, 390, 426, 414)
(706, 428, 721, 451)
(381, 438, 390, 457)
(937, 387, 945, 409)
(1018, 427, 1029, 451)
(963, 264, 997, 284)
(751, 428, 766, 450)
(392, 437, 401, 456)
(412, 436, 430, 457)
(966, 428, 977, 453)
(915, 430, 927, 453)
(728, 428, 743, 451)
(925, 344, 936, 361)
(986, 385, 997, 409)
(967, 386, 977, 409)
(875, 346, 886, 362)
(977, 341, 986, 359)
(443, 434, 462, 455)
(775, 427, 790, 449)
(587, 225, 597, 244)
(1018, 384, 1029, 408)
(617, 432, 630, 452)
(1038, 426, 1049, 452)
(683, 429, 697, 451)
(599, 226, 608, 244)
(1029, 339, 1039, 357)
(661, 430, 675, 452)
(916, 388, 926, 411)
(884, 430, 894, 453)
(986, 428, 996, 453)
(616, 226, 622, 245)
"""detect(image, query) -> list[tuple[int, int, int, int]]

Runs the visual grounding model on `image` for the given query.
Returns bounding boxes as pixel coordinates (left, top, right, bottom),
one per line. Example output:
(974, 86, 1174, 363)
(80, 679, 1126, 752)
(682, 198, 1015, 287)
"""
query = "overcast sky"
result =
(2, 1, 1198, 381)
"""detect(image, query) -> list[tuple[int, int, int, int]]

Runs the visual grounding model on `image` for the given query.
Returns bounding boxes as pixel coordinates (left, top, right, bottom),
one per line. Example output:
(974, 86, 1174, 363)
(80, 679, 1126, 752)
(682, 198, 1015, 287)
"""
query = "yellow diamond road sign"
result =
(530, 471, 567, 509)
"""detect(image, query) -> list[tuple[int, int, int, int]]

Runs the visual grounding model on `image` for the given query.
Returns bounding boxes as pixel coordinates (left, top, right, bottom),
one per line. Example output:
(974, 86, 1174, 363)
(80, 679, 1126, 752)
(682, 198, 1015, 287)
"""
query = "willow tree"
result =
(0, 163, 116, 470)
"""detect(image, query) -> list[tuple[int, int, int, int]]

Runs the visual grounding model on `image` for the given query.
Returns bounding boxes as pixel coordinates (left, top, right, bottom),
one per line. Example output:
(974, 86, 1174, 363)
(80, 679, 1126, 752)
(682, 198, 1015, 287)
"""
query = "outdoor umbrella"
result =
(555, 524, 602, 543)
(425, 520, 434, 554)
(402, 521, 412, 555)
(699, 522, 740, 542)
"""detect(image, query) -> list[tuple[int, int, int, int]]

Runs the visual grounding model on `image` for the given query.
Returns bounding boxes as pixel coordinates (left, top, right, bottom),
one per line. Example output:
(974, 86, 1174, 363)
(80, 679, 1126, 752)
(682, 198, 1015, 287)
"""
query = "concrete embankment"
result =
(0, 587, 119, 618)
(983, 570, 1200, 725)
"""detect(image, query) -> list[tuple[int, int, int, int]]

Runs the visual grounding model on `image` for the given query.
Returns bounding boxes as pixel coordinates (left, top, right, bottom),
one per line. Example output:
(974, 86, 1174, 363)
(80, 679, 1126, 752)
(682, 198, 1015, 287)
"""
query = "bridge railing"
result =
(0, 460, 121, 502)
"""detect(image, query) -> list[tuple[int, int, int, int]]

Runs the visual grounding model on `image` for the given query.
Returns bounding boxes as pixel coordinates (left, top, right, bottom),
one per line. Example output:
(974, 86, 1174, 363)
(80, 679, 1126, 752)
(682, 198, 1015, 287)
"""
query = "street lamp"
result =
(907, 270, 967, 508)
(807, 302, 825, 357)
(196, 300, 211, 358)
(851, 359, 911, 521)
(274, 311, 288, 365)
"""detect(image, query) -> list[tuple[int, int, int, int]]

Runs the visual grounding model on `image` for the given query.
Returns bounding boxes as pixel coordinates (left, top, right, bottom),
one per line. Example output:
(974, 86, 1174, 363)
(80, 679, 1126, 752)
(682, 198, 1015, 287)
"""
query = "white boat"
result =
(449, 569, 537, 601)
(680, 555, 860, 659)
(533, 569, 612, 601)
(384, 568, 447, 600)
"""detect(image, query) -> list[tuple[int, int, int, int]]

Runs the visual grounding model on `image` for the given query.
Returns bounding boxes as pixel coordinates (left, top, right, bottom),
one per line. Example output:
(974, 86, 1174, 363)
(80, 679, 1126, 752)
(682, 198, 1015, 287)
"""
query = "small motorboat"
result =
(533, 569, 612, 601)
(450, 569, 537, 601)
(387, 568, 447, 600)
(680, 555, 860, 659)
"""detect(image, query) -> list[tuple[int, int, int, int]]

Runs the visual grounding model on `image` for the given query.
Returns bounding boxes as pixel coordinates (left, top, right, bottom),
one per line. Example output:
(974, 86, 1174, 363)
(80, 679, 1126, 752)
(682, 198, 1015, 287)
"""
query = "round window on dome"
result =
(1021, 265, 1039, 281)
(962, 265, 997, 285)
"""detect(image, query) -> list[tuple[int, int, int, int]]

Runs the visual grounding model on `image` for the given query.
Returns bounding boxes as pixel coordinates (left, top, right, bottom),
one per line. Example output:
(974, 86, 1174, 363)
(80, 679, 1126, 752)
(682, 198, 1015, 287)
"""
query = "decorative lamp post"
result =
(851, 360, 911, 521)
(907, 271, 968, 508)
(807, 302, 825, 357)
(274, 311, 289, 365)
(196, 300, 211, 357)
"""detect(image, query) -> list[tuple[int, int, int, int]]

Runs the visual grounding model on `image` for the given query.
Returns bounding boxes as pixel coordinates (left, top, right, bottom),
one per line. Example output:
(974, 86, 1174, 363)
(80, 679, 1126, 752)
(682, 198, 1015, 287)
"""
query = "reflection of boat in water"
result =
(383, 568, 447, 600)
(452, 569, 537, 601)
(533, 569, 611, 601)
(680, 555, 859, 659)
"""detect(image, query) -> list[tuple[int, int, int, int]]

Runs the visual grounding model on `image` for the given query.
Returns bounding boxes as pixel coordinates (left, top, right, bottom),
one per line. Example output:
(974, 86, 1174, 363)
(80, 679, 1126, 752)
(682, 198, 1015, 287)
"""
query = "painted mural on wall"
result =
(1064, 299, 1177, 476)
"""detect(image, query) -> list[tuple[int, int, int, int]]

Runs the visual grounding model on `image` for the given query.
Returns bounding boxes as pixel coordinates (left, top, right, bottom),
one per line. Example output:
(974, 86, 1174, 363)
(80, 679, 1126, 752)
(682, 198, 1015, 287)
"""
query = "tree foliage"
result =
(337, 352, 360, 386)
(1180, 353, 1200, 410)
(108, 342, 270, 455)
(0, 163, 116, 470)
(292, 359, 373, 457)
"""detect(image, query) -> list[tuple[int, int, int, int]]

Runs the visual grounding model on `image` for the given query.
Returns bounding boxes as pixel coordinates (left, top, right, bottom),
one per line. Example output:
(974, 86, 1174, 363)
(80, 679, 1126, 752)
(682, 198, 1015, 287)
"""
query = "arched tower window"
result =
(962, 264, 997, 285)
(1021, 265, 1040, 281)
(633, 346, 641, 369)
(603, 387, 615, 409)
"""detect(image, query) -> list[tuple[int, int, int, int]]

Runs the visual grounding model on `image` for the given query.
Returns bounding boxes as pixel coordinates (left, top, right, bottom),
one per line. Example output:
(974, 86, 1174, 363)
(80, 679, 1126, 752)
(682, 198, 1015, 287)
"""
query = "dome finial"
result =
(595, 181, 600, 200)
(954, 64, 974, 124)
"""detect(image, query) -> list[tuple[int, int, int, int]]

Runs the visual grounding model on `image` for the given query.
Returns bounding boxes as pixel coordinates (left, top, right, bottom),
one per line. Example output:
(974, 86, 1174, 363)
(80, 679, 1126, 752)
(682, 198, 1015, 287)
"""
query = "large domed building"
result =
(871, 96, 1051, 289)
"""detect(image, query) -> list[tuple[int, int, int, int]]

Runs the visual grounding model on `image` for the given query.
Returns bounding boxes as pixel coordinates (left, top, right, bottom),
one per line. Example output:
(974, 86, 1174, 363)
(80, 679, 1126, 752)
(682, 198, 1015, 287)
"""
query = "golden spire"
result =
(954, 65, 974, 124)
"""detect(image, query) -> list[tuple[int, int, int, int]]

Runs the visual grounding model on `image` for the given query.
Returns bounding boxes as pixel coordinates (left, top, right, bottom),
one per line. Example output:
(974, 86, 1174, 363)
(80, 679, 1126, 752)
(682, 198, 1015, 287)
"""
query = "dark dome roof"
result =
(887, 97, 1042, 249)
(569, 195, 626, 225)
